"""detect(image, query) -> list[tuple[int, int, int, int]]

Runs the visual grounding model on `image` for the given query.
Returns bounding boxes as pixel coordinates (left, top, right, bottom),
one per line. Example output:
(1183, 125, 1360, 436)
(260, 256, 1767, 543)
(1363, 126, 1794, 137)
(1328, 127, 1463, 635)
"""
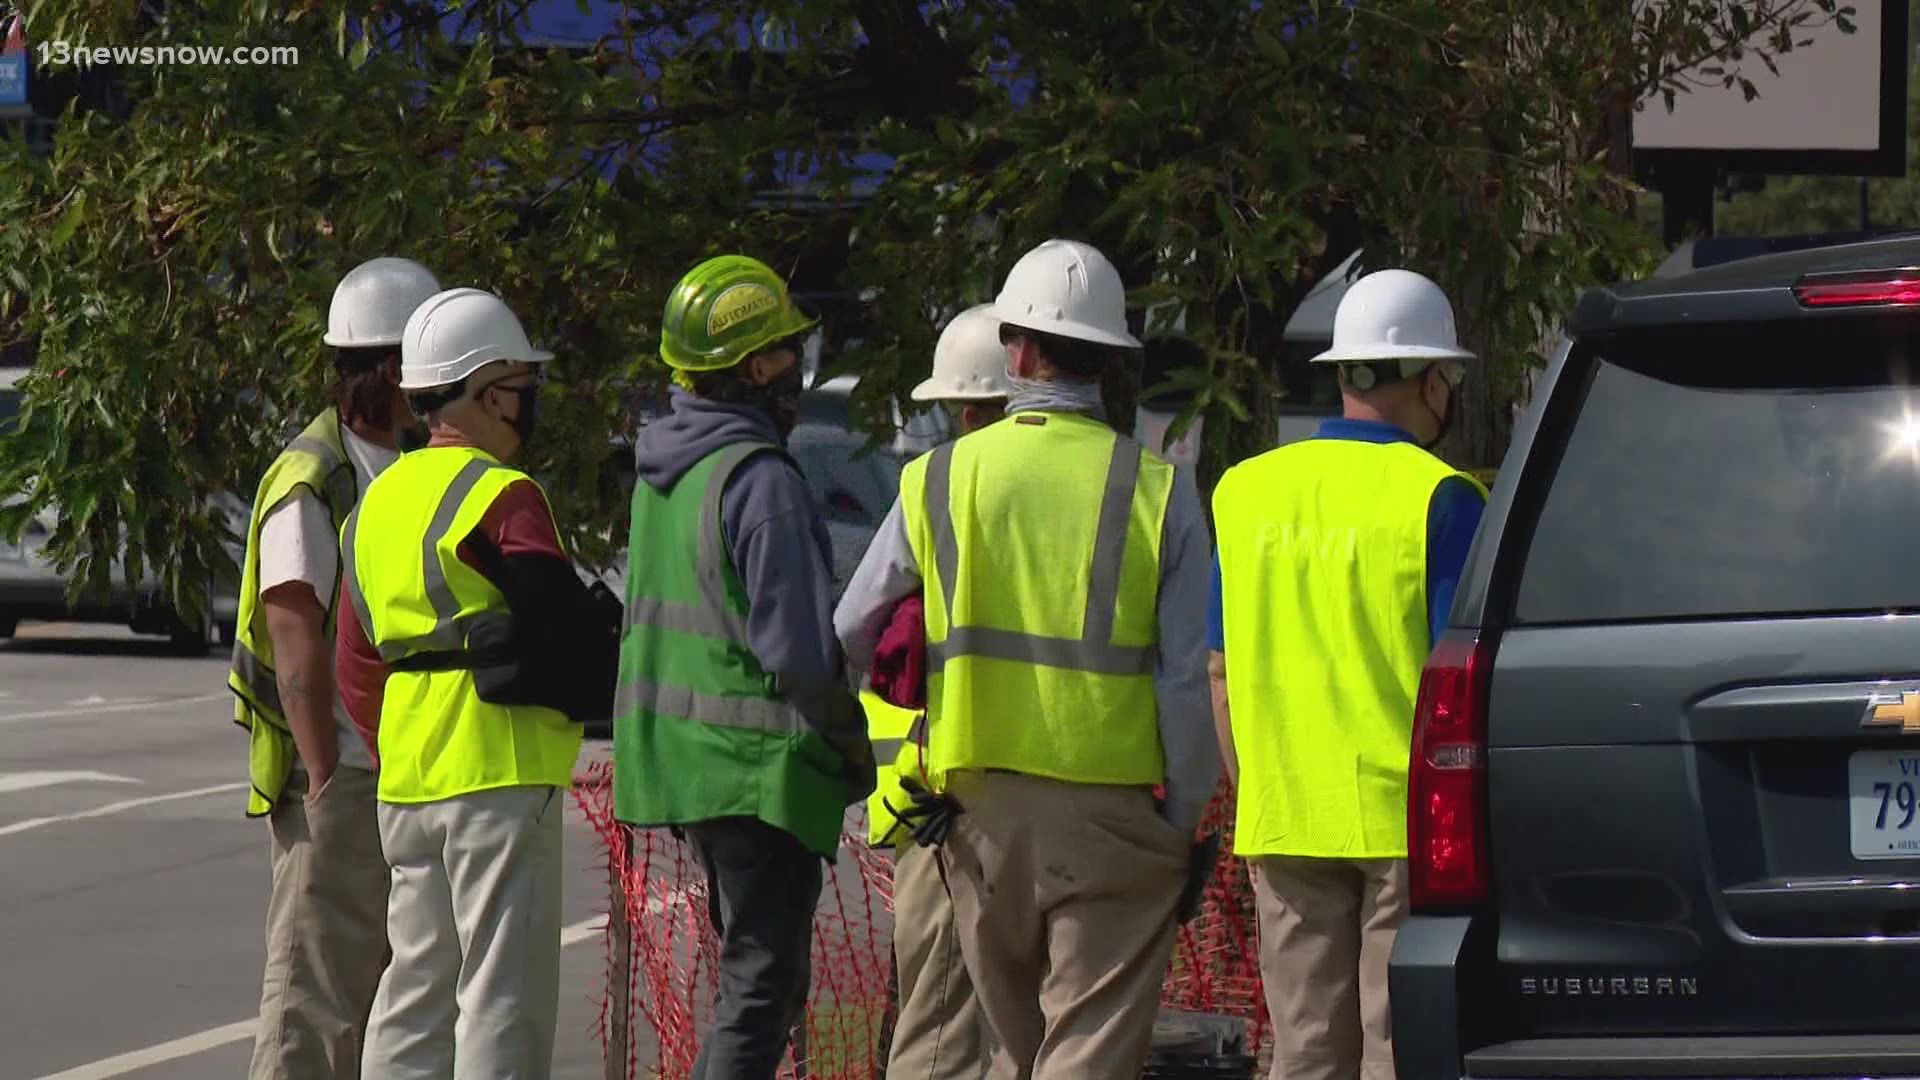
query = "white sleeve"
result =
(258, 493, 340, 605)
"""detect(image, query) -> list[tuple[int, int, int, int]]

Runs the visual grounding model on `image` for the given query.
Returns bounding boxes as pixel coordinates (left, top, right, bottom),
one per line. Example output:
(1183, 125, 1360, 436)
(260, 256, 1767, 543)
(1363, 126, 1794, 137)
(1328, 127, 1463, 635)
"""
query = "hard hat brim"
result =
(397, 345, 555, 390)
(991, 302, 1142, 350)
(909, 376, 1008, 403)
(1309, 343, 1474, 365)
(322, 330, 404, 348)
(661, 310, 819, 373)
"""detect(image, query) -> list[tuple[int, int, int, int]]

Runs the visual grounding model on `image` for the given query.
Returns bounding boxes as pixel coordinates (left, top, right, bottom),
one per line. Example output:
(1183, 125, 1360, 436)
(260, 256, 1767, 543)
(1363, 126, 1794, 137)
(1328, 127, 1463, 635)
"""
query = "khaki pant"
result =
(888, 840, 986, 1080)
(942, 770, 1188, 1080)
(250, 764, 390, 1080)
(362, 786, 564, 1080)
(1251, 857, 1408, 1080)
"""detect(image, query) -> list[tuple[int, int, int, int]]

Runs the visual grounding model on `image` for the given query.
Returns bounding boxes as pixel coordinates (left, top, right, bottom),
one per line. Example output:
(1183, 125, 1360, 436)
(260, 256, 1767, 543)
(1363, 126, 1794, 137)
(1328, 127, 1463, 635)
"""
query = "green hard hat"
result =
(660, 255, 818, 373)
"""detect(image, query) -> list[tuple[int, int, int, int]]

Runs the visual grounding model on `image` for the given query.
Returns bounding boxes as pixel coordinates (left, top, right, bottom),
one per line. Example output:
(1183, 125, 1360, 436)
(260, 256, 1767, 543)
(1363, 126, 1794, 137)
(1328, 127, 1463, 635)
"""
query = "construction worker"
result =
(847, 302, 1008, 1080)
(229, 255, 440, 1080)
(837, 238, 1218, 1079)
(337, 287, 597, 1078)
(614, 255, 875, 1080)
(1210, 269, 1488, 1080)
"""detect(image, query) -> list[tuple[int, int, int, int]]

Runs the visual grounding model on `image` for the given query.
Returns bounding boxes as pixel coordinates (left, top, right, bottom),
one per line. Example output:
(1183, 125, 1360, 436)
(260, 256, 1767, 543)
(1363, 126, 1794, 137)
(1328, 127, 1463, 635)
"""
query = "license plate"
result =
(1849, 750, 1920, 859)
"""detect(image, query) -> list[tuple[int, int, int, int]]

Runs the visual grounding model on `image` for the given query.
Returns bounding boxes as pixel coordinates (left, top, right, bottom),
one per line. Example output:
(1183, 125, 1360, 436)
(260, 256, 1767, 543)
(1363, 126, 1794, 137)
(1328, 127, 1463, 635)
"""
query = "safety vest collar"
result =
(922, 431, 1153, 676)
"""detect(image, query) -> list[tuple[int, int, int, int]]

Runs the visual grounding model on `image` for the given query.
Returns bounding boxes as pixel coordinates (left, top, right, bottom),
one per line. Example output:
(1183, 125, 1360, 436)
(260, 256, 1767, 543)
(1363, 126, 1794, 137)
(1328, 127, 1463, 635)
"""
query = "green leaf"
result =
(50, 193, 85, 250)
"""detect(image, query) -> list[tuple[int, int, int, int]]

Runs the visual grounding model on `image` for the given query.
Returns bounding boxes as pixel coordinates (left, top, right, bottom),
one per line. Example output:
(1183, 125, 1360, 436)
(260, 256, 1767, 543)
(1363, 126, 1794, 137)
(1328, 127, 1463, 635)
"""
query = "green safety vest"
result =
(863, 688, 925, 848)
(612, 442, 848, 858)
(897, 411, 1174, 790)
(228, 409, 358, 818)
(341, 446, 582, 804)
(1213, 438, 1486, 859)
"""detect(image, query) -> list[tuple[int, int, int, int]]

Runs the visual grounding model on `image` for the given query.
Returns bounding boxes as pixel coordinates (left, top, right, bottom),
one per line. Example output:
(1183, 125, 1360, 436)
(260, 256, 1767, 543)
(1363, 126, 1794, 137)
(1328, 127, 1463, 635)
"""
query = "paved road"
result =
(0, 622, 618, 1080)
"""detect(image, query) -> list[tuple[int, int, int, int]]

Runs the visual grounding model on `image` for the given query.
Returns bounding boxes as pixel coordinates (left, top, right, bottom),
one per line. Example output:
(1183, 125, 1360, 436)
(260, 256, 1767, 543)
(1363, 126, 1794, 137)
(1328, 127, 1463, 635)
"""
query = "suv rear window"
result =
(1514, 318, 1920, 624)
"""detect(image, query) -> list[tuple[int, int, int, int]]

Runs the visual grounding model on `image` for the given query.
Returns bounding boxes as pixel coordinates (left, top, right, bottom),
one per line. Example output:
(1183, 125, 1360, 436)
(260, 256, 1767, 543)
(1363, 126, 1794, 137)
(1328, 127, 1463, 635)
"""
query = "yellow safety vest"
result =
(897, 410, 1174, 789)
(341, 445, 582, 804)
(228, 409, 358, 817)
(1213, 438, 1485, 859)
(862, 688, 926, 848)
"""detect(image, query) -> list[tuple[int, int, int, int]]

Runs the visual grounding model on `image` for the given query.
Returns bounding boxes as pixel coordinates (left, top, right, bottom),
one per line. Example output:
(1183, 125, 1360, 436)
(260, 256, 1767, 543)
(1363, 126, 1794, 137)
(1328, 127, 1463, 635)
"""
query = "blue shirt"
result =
(1207, 418, 1486, 652)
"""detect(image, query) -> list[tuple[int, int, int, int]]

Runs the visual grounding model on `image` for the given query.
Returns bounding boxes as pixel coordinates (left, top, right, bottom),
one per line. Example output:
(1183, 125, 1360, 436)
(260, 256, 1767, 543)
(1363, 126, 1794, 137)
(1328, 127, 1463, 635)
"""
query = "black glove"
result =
(883, 774, 963, 849)
(1177, 831, 1222, 924)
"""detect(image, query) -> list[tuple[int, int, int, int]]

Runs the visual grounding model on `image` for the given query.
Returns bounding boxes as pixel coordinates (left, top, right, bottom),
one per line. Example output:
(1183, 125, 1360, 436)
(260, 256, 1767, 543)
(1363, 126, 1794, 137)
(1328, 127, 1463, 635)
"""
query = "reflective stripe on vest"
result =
(900, 411, 1172, 789)
(358, 457, 503, 663)
(345, 446, 581, 805)
(227, 408, 356, 817)
(1214, 438, 1486, 860)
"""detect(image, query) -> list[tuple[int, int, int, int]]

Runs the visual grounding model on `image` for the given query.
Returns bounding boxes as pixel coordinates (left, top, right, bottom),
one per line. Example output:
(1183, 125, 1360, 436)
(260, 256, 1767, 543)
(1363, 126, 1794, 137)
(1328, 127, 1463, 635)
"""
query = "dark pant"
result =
(686, 817, 825, 1080)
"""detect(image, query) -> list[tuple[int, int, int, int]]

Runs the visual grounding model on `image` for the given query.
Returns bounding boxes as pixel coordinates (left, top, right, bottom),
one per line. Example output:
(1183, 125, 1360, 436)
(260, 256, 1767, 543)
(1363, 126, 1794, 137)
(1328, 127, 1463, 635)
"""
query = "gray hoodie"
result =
(633, 389, 860, 748)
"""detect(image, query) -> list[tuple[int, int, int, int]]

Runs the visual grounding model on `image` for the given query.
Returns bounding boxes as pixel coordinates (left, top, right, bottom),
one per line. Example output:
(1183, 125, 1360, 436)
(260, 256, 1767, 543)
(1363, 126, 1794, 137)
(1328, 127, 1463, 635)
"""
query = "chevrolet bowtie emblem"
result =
(1866, 690, 1920, 734)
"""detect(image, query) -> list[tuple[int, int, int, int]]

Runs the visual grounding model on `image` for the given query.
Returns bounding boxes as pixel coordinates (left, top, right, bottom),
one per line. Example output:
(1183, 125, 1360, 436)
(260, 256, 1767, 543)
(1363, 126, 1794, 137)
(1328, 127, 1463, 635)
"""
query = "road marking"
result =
(0, 691, 229, 727)
(0, 770, 142, 794)
(30, 913, 614, 1078)
(31, 1020, 259, 1080)
(0, 782, 245, 838)
(561, 913, 607, 946)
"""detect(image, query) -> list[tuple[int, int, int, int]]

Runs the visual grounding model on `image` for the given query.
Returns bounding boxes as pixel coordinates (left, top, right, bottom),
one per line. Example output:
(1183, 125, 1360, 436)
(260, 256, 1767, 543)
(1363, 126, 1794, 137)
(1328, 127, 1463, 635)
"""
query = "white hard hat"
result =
(323, 257, 442, 348)
(911, 304, 1012, 402)
(991, 238, 1142, 349)
(399, 287, 554, 391)
(1310, 269, 1474, 368)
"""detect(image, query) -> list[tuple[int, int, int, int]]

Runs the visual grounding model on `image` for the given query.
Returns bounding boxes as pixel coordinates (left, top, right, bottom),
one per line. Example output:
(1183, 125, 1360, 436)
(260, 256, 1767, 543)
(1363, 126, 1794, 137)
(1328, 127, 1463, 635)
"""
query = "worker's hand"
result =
(304, 763, 338, 806)
(841, 734, 874, 771)
(841, 752, 878, 806)
(1176, 831, 1223, 924)
(885, 775, 963, 849)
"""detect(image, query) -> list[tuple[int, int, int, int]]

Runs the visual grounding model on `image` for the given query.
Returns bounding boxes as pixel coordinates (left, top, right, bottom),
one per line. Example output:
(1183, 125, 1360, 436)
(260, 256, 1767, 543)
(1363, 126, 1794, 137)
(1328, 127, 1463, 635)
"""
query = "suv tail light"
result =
(1409, 631, 1493, 910)
(1792, 270, 1920, 308)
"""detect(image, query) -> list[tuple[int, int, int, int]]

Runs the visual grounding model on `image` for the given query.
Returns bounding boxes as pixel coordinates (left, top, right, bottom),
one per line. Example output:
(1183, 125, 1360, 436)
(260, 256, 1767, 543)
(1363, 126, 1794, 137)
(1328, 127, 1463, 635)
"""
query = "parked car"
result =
(0, 365, 244, 652)
(1393, 235, 1920, 1080)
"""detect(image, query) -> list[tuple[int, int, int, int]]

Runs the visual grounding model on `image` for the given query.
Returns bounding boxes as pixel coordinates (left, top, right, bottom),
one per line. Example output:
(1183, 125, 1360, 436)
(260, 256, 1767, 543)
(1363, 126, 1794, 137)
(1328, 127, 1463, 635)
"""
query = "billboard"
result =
(1632, 0, 1909, 176)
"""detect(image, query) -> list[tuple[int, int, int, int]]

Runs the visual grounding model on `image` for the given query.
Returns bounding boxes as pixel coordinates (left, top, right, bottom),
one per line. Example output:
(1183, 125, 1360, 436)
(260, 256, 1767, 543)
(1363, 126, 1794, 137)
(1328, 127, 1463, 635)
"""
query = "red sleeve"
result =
(335, 578, 387, 767)
(461, 478, 565, 565)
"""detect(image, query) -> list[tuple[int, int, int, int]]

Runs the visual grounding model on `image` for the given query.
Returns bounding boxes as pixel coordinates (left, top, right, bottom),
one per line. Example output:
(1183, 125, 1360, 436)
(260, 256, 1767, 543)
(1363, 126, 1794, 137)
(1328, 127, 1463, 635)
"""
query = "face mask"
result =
(752, 363, 806, 440)
(1421, 373, 1457, 451)
(397, 425, 428, 453)
(491, 384, 540, 447)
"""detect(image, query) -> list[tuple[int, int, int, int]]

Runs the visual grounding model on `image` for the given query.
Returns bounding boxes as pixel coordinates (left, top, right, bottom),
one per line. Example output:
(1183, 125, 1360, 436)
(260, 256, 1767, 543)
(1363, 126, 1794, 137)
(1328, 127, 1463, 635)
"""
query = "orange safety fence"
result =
(574, 760, 1270, 1079)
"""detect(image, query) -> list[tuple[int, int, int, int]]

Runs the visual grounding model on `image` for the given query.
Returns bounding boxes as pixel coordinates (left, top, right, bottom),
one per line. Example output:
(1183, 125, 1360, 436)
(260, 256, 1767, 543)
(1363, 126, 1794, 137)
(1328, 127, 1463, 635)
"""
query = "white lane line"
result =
(0, 691, 229, 727)
(561, 913, 607, 946)
(0, 770, 141, 794)
(31, 1020, 259, 1080)
(30, 914, 614, 1079)
(0, 782, 247, 838)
